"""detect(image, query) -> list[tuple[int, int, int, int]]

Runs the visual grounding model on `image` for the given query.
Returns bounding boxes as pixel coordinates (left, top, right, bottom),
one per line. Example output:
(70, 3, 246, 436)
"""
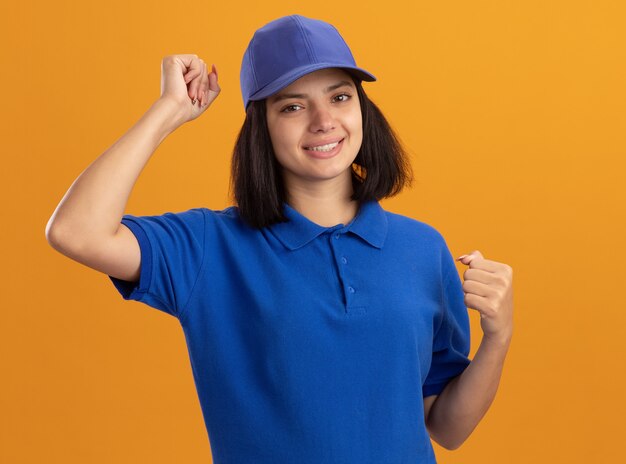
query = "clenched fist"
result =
(456, 250, 514, 346)
(159, 54, 221, 124)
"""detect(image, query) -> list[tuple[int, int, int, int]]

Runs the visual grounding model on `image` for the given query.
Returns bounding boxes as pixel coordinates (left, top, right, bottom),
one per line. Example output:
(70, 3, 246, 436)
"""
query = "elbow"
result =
(433, 434, 466, 451)
(45, 220, 77, 255)
(440, 439, 465, 451)
(45, 220, 61, 249)
(45, 220, 68, 252)
(428, 424, 468, 451)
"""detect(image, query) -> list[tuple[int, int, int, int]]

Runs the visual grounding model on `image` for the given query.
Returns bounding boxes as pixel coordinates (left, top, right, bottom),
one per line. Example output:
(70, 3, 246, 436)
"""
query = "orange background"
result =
(2, 1, 625, 462)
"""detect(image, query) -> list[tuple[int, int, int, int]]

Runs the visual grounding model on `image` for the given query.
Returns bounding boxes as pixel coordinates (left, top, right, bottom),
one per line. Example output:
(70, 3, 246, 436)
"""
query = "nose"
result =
(309, 104, 336, 132)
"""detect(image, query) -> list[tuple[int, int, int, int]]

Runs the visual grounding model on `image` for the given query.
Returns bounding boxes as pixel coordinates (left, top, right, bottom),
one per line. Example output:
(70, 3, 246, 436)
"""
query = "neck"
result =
(284, 170, 359, 227)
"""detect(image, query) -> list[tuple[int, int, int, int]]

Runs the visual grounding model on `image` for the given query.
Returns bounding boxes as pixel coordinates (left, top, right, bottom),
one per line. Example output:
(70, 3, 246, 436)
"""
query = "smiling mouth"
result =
(304, 138, 344, 152)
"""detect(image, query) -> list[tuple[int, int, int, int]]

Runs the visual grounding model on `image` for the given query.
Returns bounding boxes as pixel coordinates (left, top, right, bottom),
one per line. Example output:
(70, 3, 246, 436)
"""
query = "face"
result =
(265, 68, 363, 192)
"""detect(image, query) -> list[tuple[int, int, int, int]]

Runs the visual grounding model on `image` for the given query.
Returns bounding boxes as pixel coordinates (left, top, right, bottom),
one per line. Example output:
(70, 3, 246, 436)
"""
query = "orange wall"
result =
(1, 1, 624, 462)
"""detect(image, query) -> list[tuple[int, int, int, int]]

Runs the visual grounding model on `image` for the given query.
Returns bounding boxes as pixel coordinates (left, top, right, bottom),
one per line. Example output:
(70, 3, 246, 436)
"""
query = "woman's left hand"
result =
(456, 251, 514, 346)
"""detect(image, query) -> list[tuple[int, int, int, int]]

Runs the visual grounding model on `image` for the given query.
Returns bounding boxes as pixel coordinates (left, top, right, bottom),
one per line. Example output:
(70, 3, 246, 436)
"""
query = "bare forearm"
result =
(46, 98, 184, 247)
(427, 335, 511, 450)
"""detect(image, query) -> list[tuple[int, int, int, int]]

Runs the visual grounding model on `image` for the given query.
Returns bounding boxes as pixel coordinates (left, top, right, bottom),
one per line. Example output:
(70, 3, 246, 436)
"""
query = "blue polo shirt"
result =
(108, 199, 471, 464)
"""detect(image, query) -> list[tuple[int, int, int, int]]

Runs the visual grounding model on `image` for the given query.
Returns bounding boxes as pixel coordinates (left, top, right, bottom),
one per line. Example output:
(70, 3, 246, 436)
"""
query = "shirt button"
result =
(334, 233, 340, 239)
(348, 286, 355, 293)
(341, 257, 348, 264)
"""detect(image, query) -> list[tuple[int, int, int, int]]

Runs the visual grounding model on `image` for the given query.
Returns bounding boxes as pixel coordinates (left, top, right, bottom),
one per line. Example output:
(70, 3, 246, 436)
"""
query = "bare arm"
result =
(425, 337, 510, 450)
(425, 251, 514, 450)
(46, 55, 220, 281)
(46, 97, 184, 248)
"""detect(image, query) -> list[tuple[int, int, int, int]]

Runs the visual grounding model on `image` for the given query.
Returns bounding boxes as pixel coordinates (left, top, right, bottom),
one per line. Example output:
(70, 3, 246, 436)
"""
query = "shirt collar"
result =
(267, 199, 388, 251)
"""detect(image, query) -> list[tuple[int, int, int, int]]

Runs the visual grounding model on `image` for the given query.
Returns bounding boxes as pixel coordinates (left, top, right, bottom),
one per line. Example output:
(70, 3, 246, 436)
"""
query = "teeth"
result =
(305, 141, 340, 152)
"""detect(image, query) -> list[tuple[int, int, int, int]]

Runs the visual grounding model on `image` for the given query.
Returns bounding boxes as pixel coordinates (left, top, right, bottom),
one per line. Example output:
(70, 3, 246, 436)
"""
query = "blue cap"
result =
(240, 14, 376, 111)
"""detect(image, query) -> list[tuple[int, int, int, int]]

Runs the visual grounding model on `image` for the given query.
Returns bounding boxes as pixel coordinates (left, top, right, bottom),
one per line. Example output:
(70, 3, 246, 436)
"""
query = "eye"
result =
(279, 93, 352, 113)
(334, 93, 352, 102)
(280, 104, 303, 113)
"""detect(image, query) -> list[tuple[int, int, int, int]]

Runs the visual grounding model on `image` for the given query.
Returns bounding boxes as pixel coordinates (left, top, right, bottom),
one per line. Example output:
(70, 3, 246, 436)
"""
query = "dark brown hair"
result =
(229, 76, 413, 229)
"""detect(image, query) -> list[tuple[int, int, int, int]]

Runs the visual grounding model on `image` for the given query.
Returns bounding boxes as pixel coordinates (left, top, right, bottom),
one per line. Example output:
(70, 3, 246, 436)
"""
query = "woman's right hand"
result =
(159, 54, 221, 125)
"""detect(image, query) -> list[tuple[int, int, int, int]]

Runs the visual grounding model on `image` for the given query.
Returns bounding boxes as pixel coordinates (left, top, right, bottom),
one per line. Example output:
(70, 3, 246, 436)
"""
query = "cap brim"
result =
(249, 63, 376, 104)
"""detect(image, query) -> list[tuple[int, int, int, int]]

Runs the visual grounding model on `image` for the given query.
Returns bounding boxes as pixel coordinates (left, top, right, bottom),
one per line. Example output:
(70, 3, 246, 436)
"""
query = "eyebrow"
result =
(269, 80, 354, 104)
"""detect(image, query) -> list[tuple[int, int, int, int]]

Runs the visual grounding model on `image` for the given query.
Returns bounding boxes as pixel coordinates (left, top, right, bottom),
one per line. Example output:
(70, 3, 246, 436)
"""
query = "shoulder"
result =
(379, 207, 454, 274)
(198, 205, 266, 241)
(383, 209, 446, 245)
(121, 207, 206, 236)
(202, 205, 250, 229)
(123, 205, 244, 238)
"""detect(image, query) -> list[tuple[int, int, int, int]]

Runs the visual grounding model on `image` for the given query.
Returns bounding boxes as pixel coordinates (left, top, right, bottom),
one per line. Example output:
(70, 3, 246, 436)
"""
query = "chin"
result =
(303, 164, 356, 183)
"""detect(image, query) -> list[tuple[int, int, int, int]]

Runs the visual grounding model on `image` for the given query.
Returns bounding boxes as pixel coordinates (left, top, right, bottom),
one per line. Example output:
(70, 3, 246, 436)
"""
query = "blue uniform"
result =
(108, 199, 471, 463)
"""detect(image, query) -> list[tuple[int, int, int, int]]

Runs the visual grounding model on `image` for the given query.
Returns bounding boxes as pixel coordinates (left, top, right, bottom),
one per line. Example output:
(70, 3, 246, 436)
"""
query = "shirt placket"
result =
(328, 227, 367, 316)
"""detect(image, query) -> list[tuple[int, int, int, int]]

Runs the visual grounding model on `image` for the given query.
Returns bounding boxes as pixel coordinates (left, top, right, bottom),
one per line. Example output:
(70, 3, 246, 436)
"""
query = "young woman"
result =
(46, 14, 514, 464)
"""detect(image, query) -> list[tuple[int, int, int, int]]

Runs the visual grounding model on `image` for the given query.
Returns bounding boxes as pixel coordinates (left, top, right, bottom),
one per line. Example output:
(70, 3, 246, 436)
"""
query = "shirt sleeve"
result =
(422, 241, 472, 398)
(107, 208, 206, 319)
